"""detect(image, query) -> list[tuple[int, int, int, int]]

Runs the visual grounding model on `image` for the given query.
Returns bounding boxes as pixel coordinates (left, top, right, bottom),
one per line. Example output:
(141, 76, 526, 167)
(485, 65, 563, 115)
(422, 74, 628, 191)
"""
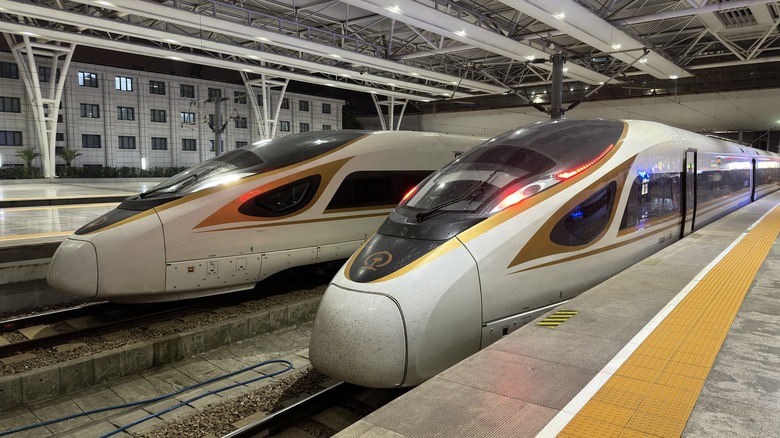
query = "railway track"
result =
(0, 299, 223, 358)
(224, 381, 408, 437)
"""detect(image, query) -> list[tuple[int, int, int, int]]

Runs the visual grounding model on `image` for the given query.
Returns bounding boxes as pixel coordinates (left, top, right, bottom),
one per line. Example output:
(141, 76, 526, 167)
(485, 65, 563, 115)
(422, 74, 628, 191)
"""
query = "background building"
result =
(0, 53, 343, 169)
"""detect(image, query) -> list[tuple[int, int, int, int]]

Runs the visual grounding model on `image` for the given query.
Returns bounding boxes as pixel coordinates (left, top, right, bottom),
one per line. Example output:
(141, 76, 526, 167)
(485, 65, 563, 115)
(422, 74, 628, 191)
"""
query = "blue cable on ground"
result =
(0, 359, 293, 437)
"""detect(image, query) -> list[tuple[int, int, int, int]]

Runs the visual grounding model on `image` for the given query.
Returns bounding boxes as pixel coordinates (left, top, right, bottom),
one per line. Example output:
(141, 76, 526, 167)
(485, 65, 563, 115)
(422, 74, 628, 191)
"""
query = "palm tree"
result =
(15, 146, 41, 169)
(57, 147, 82, 176)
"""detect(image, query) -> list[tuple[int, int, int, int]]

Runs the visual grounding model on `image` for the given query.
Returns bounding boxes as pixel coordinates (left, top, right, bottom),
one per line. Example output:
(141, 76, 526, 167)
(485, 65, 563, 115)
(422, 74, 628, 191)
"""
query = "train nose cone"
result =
(48, 238, 98, 298)
(309, 284, 406, 388)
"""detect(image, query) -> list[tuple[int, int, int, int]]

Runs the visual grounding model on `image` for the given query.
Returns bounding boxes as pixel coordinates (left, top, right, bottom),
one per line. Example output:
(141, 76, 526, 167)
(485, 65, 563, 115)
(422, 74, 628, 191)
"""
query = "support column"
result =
(241, 71, 288, 139)
(371, 93, 409, 131)
(550, 53, 564, 120)
(4, 34, 75, 178)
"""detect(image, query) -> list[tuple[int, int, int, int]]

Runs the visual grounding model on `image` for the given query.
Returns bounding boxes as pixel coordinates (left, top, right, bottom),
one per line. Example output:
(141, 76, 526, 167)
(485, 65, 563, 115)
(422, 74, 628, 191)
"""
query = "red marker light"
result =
(400, 186, 417, 204)
(493, 188, 525, 212)
(556, 143, 615, 180)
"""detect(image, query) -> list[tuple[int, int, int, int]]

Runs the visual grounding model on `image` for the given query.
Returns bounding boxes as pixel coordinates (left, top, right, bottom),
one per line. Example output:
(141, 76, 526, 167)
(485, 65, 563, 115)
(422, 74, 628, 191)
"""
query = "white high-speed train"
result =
(309, 118, 780, 388)
(47, 131, 483, 302)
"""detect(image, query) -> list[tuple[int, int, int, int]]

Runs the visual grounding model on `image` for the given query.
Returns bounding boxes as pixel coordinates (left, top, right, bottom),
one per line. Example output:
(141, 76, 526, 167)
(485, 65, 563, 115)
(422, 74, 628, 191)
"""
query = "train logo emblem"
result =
(363, 251, 393, 270)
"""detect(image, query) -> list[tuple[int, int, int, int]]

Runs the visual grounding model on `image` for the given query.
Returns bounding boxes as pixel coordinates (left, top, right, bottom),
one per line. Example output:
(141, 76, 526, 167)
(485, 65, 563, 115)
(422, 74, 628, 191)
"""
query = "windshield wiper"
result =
(415, 170, 499, 222)
(139, 167, 217, 199)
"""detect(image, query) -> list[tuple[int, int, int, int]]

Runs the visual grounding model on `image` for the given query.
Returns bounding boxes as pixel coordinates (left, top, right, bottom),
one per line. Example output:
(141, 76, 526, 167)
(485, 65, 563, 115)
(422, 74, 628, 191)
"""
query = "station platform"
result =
(336, 192, 780, 437)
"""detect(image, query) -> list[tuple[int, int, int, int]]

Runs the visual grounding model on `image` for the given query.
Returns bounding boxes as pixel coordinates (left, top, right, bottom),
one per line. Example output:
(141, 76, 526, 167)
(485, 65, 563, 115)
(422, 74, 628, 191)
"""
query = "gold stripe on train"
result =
(194, 157, 353, 229)
(194, 211, 391, 233)
(361, 123, 631, 283)
(79, 134, 368, 235)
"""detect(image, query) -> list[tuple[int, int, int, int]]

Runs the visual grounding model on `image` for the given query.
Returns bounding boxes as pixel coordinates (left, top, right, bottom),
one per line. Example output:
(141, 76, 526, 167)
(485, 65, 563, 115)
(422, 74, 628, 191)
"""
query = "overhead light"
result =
(611, 44, 621, 50)
(168, 56, 183, 61)
(257, 37, 270, 42)
(242, 68, 253, 73)
(410, 72, 419, 76)
(525, 55, 536, 61)
(341, 73, 351, 77)
(387, 82, 396, 86)
(450, 81, 458, 85)
(599, 82, 605, 85)
(454, 30, 467, 37)
(249, 55, 260, 60)
(95, 1, 115, 6)
(562, 68, 568, 72)
(330, 54, 342, 59)
(385, 6, 401, 14)
(164, 39, 180, 44)
(639, 58, 648, 64)
(554, 12, 565, 20)
(422, 99, 431, 102)
(21, 32, 37, 37)
(669, 75, 679, 80)
(326, 83, 335, 87)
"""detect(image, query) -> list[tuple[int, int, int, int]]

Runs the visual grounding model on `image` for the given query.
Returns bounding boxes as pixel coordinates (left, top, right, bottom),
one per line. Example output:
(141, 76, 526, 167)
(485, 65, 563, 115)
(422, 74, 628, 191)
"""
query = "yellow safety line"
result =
(1, 203, 118, 212)
(0, 231, 72, 241)
(560, 204, 780, 438)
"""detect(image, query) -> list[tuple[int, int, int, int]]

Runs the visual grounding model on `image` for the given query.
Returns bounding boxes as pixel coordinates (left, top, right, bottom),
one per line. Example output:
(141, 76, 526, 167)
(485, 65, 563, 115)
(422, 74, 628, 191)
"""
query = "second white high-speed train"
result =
(47, 131, 483, 302)
(309, 118, 780, 388)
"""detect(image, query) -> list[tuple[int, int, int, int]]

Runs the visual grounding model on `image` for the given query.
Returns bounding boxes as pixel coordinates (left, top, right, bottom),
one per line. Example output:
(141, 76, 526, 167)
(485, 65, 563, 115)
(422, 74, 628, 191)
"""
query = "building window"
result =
(299, 100, 309, 112)
(180, 112, 195, 124)
(0, 97, 21, 113)
(236, 141, 248, 148)
(208, 114, 215, 126)
(149, 80, 165, 95)
(279, 120, 290, 132)
(57, 114, 64, 123)
(38, 66, 59, 83)
(180, 84, 195, 98)
(0, 131, 22, 146)
(118, 136, 136, 149)
(78, 71, 98, 87)
(80, 103, 100, 118)
(322, 124, 331, 130)
(280, 97, 289, 109)
(117, 106, 135, 120)
(182, 138, 197, 151)
(234, 117, 247, 129)
(115, 76, 133, 91)
(151, 109, 167, 123)
(208, 140, 225, 153)
(151, 137, 168, 150)
(0, 62, 19, 79)
(56, 132, 65, 142)
(82, 134, 101, 148)
(322, 103, 331, 114)
(234, 91, 246, 104)
(208, 88, 221, 99)
(299, 122, 310, 132)
(256, 94, 264, 106)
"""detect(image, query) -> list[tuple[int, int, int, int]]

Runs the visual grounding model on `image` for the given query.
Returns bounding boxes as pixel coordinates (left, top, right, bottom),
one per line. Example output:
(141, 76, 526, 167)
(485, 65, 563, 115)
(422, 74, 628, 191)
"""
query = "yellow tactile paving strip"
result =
(560, 204, 780, 438)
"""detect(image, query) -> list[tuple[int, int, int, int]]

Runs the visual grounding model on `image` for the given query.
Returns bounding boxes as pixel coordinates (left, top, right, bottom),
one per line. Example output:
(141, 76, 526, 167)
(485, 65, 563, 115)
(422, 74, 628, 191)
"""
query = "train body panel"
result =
(47, 131, 484, 302)
(310, 118, 780, 388)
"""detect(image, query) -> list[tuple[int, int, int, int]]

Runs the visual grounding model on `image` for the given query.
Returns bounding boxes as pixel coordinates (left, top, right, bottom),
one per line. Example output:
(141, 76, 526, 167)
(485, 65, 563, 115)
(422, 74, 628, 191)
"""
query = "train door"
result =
(680, 149, 697, 238)
(751, 158, 757, 202)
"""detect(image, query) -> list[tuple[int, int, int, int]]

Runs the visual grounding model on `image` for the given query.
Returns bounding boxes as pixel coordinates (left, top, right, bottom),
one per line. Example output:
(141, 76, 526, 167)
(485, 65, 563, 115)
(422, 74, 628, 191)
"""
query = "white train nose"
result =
(309, 284, 407, 388)
(48, 238, 99, 298)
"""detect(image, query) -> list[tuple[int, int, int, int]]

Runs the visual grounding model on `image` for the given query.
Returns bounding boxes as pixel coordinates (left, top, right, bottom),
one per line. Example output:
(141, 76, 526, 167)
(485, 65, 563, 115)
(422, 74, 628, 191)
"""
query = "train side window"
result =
(620, 173, 680, 230)
(551, 181, 616, 246)
(239, 175, 321, 217)
(327, 171, 431, 209)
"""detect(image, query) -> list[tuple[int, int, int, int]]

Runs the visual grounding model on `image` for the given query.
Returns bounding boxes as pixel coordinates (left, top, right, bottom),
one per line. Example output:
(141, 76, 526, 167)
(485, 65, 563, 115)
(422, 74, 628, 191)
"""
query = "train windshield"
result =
(400, 119, 625, 223)
(140, 131, 370, 197)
